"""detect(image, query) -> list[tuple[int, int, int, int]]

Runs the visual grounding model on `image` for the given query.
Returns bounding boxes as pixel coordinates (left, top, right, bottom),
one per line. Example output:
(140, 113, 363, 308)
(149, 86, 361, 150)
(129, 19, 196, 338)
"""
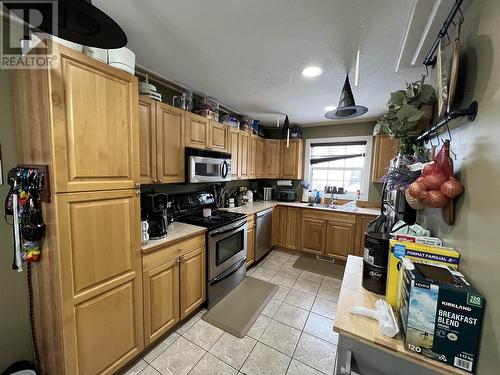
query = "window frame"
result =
(304, 135, 373, 201)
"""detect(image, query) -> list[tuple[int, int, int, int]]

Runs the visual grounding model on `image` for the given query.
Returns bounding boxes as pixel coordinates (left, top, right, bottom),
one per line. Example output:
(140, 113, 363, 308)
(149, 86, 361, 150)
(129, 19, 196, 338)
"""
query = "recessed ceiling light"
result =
(302, 66, 323, 77)
(324, 105, 337, 112)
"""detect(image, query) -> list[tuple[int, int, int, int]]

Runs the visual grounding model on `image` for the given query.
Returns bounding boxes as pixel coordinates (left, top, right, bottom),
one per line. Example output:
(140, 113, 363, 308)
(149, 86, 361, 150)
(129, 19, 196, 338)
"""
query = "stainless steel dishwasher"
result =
(255, 208, 273, 262)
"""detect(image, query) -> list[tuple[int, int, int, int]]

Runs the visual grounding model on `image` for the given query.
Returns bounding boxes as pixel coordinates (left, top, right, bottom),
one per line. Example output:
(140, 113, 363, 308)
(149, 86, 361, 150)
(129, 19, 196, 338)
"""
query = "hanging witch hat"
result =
(325, 75, 368, 119)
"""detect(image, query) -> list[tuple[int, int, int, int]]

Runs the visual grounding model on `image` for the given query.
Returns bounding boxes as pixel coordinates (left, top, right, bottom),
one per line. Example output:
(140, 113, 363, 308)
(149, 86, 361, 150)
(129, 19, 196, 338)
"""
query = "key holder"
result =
(17, 164, 51, 203)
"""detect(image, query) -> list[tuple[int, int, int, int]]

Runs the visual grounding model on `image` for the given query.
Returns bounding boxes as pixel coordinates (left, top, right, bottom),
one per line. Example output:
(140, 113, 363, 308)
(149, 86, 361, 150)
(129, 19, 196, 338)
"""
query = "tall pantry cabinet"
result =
(12, 44, 143, 375)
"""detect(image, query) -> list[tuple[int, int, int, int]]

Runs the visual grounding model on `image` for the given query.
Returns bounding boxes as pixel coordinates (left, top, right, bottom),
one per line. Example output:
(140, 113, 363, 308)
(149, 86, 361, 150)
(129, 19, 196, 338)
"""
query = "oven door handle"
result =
(209, 219, 247, 236)
(210, 258, 246, 286)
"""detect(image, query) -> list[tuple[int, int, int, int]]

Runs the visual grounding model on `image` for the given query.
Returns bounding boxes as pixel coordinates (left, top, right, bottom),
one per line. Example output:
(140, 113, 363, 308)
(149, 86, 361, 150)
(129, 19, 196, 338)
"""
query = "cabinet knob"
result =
(135, 190, 141, 196)
(180, 256, 185, 263)
(177, 258, 181, 263)
(135, 183, 141, 188)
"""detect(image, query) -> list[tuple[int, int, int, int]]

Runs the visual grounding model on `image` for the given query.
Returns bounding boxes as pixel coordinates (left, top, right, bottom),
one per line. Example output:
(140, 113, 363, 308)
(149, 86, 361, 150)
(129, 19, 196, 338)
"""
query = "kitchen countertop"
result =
(333, 256, 469, 375)
(141, 222, 206, 253)
(220, 200, 380, 216)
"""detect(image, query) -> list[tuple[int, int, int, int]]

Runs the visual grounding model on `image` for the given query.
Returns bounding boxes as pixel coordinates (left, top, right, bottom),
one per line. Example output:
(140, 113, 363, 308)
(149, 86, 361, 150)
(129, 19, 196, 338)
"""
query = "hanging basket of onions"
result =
(405, 189, 427, 210)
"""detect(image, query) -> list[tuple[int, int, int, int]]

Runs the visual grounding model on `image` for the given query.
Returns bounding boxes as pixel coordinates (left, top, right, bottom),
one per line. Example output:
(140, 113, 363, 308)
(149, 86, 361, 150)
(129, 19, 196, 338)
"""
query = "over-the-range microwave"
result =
(186, 147, 232, 183)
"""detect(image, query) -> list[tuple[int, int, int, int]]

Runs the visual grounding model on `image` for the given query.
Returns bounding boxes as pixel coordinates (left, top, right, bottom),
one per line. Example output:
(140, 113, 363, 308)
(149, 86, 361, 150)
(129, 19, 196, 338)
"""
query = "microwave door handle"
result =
(221, 161, 228, 178)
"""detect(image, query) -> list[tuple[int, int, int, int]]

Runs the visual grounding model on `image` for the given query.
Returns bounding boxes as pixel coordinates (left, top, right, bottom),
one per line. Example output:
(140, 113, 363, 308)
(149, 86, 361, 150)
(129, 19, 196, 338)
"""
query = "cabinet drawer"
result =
(143, 235, 205, 272)
(302, 209, 356, 224)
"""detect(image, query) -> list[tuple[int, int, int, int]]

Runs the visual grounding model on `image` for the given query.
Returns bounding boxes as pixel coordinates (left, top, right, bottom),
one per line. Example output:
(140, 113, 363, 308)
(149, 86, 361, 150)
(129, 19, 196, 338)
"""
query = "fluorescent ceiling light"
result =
(302, 66, 323, 77)
(324, 105, 337, 112)
(354, 49, 360, 87)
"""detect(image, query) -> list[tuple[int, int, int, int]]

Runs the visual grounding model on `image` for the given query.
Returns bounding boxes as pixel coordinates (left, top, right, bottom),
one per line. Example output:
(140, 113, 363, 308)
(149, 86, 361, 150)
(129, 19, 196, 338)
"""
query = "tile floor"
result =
(124, 249, 342, 375)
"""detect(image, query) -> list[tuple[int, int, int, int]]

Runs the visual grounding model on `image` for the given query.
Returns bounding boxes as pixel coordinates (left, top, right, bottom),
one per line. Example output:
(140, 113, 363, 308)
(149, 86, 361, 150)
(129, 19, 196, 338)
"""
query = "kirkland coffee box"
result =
(386, 240, 460, 307)
(399, 259, 484, 373)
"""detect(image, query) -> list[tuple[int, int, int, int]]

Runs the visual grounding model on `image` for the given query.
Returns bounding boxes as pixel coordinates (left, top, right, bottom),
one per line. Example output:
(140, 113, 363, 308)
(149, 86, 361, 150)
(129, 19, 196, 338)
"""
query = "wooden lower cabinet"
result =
(300, 217, 326, 255)
(355, 215, 375, 256)
(272, 206, 287, 248)
(325, 221, 356, 261)
(56, 189, 144, 375)
(247, 215, 256, 267)
(143, 235, 206, 345)
(180, 247, 206, 319)
(285, 208, 300, 250)
(143, 258, 180, 344)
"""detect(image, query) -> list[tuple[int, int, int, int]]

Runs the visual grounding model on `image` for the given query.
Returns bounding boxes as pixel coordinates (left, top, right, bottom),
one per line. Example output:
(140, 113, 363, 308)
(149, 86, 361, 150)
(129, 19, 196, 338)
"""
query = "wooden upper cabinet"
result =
(209, 120, 228, 152)
(248, 135, 258, 179)
(238, 131, 250, 179)
(156, 103, 185, 184)
(138, 97, 157, 184)
(256, 137, 266, 178)
(265, 139, 281, 178)
(285, 208, 300, 250)
(280, 139, 304, 179)
(180, 247, 206, 319)
(229, 129, 240, 179)
(185, 113, 209, 149)
(300, 217, 326, 255)
(372, 134, 399, 182)
(56, 189, 143, 374)
(143, 258, 180, 345)
(325, 221, 356, 260)
(49, 50, 140, 192)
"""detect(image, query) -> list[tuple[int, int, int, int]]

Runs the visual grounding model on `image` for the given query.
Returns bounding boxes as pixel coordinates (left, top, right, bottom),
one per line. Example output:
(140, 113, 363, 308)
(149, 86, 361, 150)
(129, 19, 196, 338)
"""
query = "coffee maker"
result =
(141, 192, 169, 240)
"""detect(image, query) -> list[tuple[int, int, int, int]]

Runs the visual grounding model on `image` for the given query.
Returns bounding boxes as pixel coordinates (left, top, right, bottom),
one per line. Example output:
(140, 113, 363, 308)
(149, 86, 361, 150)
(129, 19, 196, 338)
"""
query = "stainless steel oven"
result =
(207, 218, 247, 308)
(186, 147, 231, 183)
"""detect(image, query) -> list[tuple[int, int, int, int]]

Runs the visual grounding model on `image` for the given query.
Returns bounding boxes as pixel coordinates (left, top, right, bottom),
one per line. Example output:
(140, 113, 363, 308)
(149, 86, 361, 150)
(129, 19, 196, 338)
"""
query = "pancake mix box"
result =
(386, 240, 460, 307)
(399, 261, 484, 373)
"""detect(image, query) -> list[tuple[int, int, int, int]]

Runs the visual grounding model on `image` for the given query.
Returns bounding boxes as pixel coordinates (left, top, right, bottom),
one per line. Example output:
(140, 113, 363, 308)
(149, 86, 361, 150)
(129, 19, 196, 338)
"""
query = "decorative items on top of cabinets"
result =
(372, 134, 399, 183)
(265, 139, 281, 178)
(139, 97, 185, 184)
(280, 139, 304, 180)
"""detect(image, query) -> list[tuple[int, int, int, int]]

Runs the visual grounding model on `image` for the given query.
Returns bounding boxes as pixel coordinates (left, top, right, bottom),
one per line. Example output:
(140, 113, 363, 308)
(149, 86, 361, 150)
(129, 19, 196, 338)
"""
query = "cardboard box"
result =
(394, 234, 443, 247)
(399, 260, 484, 373)
(386, 240, 460, 307)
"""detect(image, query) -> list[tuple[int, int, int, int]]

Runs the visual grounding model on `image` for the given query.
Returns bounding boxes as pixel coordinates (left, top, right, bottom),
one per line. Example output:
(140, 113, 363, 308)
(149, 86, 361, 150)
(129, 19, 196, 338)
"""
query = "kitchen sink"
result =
(304, 202, 357, 212)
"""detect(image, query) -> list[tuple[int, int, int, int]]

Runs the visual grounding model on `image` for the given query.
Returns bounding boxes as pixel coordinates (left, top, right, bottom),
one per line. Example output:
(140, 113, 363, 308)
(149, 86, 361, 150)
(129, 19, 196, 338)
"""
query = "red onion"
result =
(441, 177, 464, 198)
(408, 181, 428, 200)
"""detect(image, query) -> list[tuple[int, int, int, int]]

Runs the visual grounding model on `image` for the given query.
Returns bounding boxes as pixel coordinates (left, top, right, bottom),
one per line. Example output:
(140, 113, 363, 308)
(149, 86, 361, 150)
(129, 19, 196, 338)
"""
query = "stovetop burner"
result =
(176, 210, 246, 230)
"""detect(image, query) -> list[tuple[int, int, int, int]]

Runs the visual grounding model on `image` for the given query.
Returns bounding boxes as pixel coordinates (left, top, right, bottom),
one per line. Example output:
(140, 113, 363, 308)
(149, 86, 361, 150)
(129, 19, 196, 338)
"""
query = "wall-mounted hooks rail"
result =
(417, 101, 478, 142)
(423, 0, 464, 67)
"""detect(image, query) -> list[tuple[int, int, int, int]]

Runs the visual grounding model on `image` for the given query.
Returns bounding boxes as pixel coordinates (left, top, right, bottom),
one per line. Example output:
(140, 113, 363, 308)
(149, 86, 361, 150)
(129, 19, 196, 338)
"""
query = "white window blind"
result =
(309, 141, 367, 194)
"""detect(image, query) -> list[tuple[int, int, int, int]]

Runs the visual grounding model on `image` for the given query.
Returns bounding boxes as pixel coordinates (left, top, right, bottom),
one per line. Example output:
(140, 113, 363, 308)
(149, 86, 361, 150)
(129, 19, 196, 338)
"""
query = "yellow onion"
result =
(408, 181, 428, 200)
(440, 177, 464, 198)
(425, 190, 449, 208)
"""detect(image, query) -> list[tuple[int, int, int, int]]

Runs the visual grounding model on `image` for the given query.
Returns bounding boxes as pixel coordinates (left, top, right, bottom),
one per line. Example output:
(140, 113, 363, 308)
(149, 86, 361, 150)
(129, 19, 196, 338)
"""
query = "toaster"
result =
(276, 189, 296, 202)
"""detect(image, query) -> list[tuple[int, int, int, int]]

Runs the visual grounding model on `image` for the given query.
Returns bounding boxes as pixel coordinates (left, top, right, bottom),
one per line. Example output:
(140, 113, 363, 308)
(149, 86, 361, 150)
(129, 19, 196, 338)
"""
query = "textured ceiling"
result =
(95, 0, 427, 125)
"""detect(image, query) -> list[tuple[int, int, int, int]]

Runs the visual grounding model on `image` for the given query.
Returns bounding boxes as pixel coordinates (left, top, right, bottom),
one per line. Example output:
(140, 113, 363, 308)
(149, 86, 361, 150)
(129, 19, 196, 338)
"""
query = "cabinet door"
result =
(238, 131, 250, 179)
(300, 217, 326, 255)
(180, 247, 206, 319)
(272, 207, 287, 248)
(256, 138, 265, 178)
(265, 140, 281, 178)
(229, 129, 240, 179)
(372, 134, 399, 182)
(185, 113, 209, 149)
(280, 139, 304, 179)
(143, 258, 180, 345)
(325, 221, 355, 260)
(156, 103, 185, 183)
(248, 135, 258, 179)
(209, 121, 228, 152)
(139, 96, 157, 184)
(56, 189, 143, 374)
(285, 208, 300, 250)
(247, 225, 255, 267)
(50, 51, 140, 192)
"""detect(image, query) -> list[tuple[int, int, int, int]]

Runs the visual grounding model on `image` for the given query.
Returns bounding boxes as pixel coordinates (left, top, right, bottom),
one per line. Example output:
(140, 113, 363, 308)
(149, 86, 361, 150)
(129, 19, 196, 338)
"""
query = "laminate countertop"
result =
(220, 201, 381, 217)
(141, 222, 206, 253)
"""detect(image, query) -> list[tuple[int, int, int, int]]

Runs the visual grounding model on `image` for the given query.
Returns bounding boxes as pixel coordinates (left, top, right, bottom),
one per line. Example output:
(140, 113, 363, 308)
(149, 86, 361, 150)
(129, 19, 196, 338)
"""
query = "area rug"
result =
(293, 254, 345, 279)
(202, 277, 277, 338)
